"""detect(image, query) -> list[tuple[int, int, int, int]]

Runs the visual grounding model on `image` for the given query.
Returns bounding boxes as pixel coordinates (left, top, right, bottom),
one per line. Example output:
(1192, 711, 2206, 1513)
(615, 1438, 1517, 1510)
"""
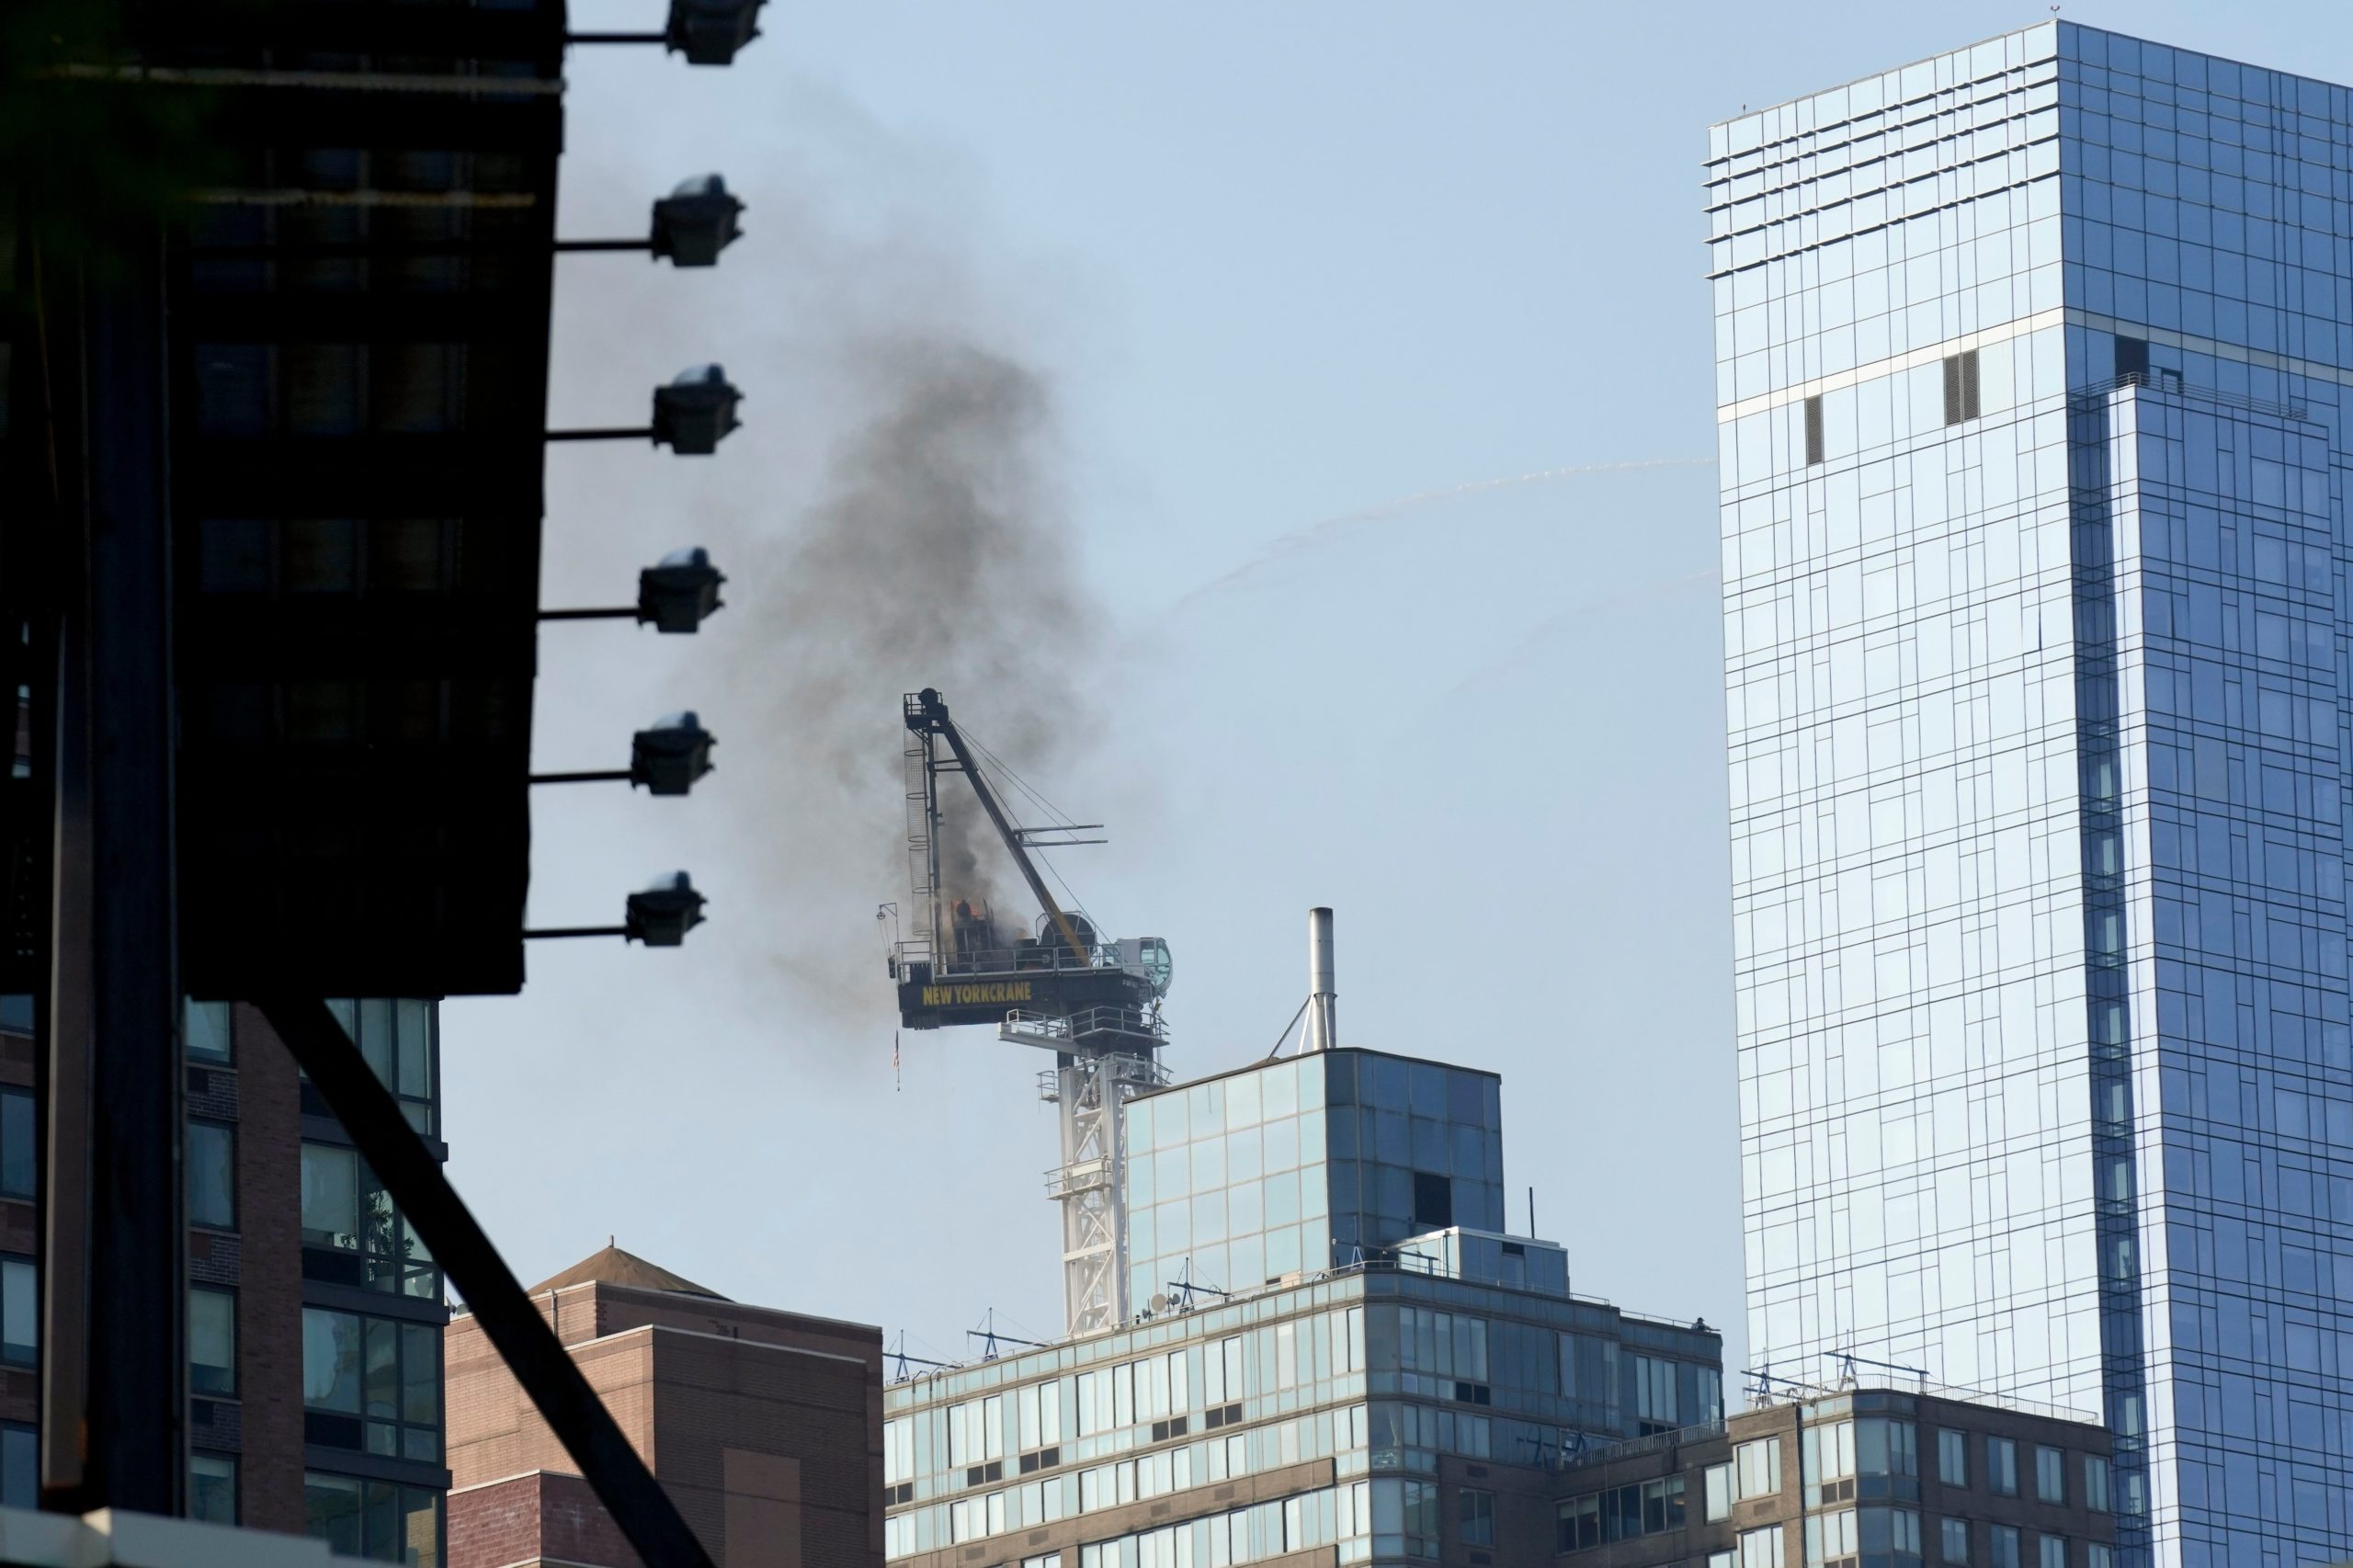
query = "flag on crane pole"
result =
(893, 1030, 901, 1091)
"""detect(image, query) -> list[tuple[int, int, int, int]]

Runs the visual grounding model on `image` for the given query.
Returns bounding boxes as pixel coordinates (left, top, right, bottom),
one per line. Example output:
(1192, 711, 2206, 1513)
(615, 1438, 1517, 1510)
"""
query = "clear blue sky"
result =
(447, 2, 2347, 1376)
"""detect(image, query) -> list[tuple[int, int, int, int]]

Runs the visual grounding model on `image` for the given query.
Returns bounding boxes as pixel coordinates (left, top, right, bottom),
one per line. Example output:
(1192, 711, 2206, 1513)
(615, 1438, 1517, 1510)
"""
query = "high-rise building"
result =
(190, 1000, 453, 1560)
(881, 1044, 1727, 1567)
(444, 1244, 885, 1568)
(1711, 22, 2353, 1564)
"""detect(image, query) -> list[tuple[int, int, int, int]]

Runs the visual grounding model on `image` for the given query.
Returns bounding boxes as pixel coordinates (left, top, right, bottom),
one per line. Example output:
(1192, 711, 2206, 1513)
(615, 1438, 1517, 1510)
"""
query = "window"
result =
(1705, 1461, 1732, 1520)
(1861, 1508, 1921, 1559)
(1559, 1494, 1599, 1551)
(1859, 1418, 1916, 1478)
(1937, 1430, 1967, 1487)
(2115, 335, 2149, 380)
(1557, 1478, 1684, 1551)
(1805, 1508, 1855, 1566)
(1803, 1419, 1856, 1497)
(1632, 1353, 1679, 1429)
(2087, 1548, 2112, 1568)
(319, 1000, 436, 1134)
(1713, 1554, 1737, 1568)
(185, 1000, 233, 1064)
(1804, 394, 1825, 465)
(2083, 1455, 2110, 1513)
(304, 1472, 442, 1565)
(189, 1287, 236, 1396)
(2035, 1447, 2063, 1504)
(1411, 1170, 1452, 1229)
(2039, 1537, 2066, 1568)
(190, 1452, 238, 1525)
(301, 1307, 442, 1461)
(1990, 1526, 2020, 1568)
(1941, 1519, 1969, 1564)
(0, 1256, 35, 1367)
(1742, 1525, 1788, 1568)
(1402, 1477, 1440, 1559)
(1737, 1435, 1782, 1498)
(1458, 1486, 1494, 1547)
(0, 1424, 30, 1509)
(1941, 349, 1981, 425)
(1986, 1437, 2018, 1496)
(0, 1086, 32, 1200)
(299, 1142, 438, 1298)
(188, 1119, 235, 1231)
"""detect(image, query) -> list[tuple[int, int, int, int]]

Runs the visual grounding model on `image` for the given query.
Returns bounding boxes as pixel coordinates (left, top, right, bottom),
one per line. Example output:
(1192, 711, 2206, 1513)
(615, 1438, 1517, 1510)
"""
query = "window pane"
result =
(304, 1472, 363, 1557)
(2, 1258, 36, 1365)
(395, 1001, 432, 1098)
(358, 1000, 394, 1083)
(301, 1144, 358, 1245)
(400, 1484, 442, 1567)
(0, 1426, 32, 1510)
(185, 1001, 233, 1063)
(190, 1452, 238, 1525)
(1988, 1437, 2018, 1495)
(302, 1308, 361, 1412)
(188, 1121, 235, 1230)
(0, 1089, 32, 1200)
(190, 1287, 236, 1396)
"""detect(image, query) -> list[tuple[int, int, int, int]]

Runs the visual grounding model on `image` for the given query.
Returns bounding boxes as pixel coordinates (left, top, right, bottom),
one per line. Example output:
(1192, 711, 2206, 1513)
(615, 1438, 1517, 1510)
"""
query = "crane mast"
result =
(892, 688, 1173, 1336)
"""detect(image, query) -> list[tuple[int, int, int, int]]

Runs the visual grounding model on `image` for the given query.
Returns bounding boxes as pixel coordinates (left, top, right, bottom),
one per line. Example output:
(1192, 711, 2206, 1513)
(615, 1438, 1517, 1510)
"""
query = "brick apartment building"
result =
(0, 998, 449, 1555)
(446, 1245, 884, 1568)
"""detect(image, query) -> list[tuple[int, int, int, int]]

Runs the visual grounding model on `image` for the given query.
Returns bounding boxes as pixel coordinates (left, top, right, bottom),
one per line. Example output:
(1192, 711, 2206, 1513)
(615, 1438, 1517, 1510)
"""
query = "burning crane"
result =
(886, 687, 1172, 1335)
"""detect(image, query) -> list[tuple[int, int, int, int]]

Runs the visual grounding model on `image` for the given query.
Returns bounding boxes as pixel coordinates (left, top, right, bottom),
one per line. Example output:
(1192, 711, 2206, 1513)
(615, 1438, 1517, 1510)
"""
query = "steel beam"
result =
(49, 245, 187, 1517)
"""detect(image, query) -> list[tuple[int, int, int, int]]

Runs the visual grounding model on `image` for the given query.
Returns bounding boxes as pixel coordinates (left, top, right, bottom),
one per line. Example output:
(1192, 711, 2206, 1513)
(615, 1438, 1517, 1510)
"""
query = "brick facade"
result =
(446, 1268, 883, 1568)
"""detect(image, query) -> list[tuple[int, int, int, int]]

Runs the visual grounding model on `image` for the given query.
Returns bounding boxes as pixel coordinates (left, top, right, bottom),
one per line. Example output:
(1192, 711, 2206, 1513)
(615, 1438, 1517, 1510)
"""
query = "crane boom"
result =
(911, 688, 1096, 971)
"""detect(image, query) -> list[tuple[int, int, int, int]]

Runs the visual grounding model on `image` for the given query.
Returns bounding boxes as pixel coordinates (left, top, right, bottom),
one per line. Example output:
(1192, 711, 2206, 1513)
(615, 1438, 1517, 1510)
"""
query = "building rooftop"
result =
(528, 1243, 728, 1301)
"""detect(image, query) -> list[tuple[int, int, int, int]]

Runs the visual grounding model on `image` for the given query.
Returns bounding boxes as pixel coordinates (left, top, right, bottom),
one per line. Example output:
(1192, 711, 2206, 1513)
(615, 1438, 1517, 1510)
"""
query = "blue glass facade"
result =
(885, 1045, 1719, 1567)
(1711, 24, 2353, 1567)
(1125, 1050, 1505, 1312)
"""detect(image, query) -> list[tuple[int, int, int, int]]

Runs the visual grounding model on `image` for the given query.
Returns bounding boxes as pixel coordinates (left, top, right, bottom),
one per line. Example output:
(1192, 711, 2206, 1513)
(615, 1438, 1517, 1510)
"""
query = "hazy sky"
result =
(446, 1, 2352, 1381)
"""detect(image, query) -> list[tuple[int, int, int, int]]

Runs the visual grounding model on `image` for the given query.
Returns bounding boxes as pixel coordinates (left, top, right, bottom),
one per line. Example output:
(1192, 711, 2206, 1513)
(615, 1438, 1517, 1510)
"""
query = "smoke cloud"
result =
(733, 327, 1097, 981)
(530, 83, 1112, 1038)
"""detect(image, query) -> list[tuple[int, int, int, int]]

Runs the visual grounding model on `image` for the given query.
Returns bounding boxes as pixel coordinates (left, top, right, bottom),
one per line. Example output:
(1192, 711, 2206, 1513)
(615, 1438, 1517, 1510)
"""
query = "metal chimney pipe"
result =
(1305, 906, 1336, 1052)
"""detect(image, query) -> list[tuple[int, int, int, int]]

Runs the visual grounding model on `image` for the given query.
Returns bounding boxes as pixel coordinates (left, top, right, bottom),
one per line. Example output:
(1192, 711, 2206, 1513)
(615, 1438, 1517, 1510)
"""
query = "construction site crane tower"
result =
(889, 687, 1172, 1336)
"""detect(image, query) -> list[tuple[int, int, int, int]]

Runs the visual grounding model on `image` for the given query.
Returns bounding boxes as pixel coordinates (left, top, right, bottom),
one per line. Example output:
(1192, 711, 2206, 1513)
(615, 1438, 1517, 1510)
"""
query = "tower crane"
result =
(887, 687, 1172, 1336)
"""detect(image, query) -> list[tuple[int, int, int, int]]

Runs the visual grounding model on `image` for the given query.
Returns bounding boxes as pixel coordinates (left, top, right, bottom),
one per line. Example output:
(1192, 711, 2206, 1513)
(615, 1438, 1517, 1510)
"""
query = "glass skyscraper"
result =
(1711, 24, 2353, 1567)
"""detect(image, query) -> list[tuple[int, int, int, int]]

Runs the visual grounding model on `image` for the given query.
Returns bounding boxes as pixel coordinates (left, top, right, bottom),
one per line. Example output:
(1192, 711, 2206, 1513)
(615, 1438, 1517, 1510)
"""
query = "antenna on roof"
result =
(966, 1308, 1051, 1361)
(887, 1332, 955, 1383)
(1165, 1256, 1231, 1313)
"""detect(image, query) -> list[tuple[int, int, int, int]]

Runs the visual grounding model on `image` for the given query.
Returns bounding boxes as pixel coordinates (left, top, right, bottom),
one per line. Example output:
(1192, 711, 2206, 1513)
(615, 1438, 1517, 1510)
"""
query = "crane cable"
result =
(960, 725, 1108, 940)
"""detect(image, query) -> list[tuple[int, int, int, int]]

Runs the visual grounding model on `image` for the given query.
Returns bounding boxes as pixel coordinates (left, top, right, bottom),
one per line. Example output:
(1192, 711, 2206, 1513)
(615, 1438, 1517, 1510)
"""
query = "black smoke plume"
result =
(714, 328, 1097, 1006)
